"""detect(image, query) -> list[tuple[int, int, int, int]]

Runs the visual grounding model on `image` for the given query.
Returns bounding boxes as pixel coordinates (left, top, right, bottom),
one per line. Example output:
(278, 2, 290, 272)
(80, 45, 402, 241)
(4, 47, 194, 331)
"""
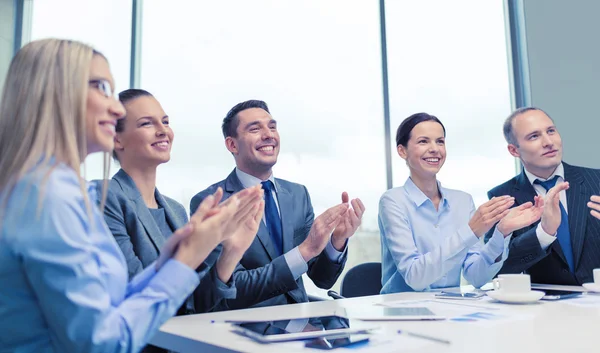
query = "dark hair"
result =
(503, 107, 553, 146)
(222, 100, 270, 138)
(396, 112, 446, 147)
(112, 88, 154, 161)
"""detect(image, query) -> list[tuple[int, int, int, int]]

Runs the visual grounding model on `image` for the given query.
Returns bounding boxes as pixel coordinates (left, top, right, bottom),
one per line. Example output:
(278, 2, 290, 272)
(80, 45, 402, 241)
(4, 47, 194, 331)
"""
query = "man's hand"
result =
(587, 195, 600, 220)
(540, 181, 569, 235)
(298, 203, 348, 262)
(497, 196, 544, 237)
(331, 192, 365, 250)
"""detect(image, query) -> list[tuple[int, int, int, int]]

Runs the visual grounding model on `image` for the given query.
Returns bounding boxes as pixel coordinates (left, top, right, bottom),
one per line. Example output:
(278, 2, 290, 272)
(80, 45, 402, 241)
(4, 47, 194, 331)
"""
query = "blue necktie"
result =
(261, 180, 283, 256)
(534, 176, 574, 272)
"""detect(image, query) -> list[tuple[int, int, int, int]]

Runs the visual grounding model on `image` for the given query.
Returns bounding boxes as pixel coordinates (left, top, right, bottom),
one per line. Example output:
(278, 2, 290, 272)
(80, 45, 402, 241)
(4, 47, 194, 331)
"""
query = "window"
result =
(141, 1, 385, 293)
(30, 0, 132, 180)
(25, 0, 515, 294)
(385, 0, 515, 204)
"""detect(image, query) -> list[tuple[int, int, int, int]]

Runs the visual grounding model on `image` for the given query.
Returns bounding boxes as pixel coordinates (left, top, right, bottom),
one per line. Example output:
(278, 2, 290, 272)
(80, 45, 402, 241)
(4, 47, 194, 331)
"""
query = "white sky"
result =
(30, 0, 517, 232)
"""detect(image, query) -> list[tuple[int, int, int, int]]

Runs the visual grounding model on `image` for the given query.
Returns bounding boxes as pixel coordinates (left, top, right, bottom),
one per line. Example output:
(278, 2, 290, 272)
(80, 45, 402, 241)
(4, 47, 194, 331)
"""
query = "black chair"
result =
(328, 262, 382, 299)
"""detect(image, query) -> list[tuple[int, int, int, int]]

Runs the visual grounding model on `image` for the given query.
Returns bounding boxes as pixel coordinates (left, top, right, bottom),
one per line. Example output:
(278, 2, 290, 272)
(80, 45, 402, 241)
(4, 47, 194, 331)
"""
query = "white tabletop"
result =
(150, 288, 600, 353)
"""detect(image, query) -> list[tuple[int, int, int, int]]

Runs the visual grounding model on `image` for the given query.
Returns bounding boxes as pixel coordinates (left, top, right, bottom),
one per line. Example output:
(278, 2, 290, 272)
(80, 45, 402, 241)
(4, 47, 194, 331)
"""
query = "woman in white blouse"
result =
(379, 112, 544, 293)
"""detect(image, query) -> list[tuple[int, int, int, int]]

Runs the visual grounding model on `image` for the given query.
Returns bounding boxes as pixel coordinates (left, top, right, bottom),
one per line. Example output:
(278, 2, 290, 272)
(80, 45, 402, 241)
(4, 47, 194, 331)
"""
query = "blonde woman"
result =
(0, 39, 263, 353)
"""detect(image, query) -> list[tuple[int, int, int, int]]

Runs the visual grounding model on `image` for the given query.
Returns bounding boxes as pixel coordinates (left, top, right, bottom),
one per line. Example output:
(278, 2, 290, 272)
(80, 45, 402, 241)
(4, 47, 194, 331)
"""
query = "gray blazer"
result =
(100, 169, 233, 313)
(190, 169, 347, 310)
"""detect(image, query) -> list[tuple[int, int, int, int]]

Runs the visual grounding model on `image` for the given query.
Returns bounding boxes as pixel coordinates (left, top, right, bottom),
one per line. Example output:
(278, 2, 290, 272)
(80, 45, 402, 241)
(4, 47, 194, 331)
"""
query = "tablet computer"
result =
(342, 306, 445, 321)
(541, 289, 583, 300)
(229, 315, 378, 343)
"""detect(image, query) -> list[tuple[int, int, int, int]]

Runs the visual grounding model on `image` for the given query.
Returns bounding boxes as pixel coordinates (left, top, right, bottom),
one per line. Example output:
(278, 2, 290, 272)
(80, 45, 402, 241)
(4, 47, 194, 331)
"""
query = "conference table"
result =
(150, 285, 600, 353)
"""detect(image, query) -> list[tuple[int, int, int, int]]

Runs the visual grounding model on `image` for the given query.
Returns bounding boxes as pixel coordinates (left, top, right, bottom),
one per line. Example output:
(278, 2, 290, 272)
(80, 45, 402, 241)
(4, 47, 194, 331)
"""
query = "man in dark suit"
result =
(191, 99, 365, 310)
(485, 107, 600, 285)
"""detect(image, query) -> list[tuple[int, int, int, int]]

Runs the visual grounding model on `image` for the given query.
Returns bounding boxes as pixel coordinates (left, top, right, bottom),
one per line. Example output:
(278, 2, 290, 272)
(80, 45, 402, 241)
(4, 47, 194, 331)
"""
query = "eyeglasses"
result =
(89, 79, 114, 98)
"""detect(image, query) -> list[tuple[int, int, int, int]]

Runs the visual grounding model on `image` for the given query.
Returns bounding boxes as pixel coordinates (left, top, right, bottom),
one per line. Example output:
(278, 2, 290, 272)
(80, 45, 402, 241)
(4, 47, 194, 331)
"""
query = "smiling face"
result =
(225, 107, 279, 179)
(398, 120, 446, 180)
(114, 95, 174, 168)
(508, 109, 562, 179)
(85, 55, 125, 154)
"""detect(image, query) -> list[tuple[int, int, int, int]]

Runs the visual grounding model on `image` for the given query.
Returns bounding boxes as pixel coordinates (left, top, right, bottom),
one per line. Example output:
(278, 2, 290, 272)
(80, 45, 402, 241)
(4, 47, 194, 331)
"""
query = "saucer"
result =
(486, 290, 545, 304)
(582, 283, 600, 293)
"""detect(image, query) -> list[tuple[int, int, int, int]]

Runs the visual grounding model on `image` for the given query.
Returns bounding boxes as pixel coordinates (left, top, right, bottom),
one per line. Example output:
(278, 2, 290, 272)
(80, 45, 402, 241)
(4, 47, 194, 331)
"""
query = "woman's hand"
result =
(497, 196, 544, 237)
(217, 198, 265, 282)
(469, 196, 515, 237)
(172, 188, 242, 270)
(218, 185, 264, 241)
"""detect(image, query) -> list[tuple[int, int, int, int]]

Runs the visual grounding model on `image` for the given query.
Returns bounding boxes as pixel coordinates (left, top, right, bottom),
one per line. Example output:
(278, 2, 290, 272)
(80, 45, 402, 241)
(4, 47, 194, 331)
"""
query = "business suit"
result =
(100, 168, 232, 313)
(485, 162, 600, 285)
(190, 169, 347, 310)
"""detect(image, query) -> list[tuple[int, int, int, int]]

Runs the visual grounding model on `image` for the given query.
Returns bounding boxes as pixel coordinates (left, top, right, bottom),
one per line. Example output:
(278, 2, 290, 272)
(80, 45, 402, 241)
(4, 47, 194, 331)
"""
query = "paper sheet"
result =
(379, 298, 534, 325)
(336, 334, 434, 353)
(559, 294, 600, 307)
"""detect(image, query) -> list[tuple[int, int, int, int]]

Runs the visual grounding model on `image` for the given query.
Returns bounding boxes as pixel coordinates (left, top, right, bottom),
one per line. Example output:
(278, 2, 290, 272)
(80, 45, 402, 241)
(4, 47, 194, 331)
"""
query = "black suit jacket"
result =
(485, 162, 600, 285)
(190, 169, 347, 310)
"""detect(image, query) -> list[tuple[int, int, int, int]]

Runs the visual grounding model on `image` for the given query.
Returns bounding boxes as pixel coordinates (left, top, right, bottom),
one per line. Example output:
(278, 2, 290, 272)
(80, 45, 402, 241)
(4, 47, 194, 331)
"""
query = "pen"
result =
(398, 330, 451, 345)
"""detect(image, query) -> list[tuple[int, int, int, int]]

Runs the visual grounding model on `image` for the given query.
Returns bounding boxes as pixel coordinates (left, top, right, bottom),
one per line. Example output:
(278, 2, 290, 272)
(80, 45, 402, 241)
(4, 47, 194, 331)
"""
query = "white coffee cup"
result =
(492, 274, 531, 293)
(593, 269, 600, 285)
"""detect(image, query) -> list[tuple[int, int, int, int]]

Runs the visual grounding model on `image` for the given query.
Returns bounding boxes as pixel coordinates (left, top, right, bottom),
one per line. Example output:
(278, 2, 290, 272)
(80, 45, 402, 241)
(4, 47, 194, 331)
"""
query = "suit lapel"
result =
(224, 169, 278, 260)
(156, 189, 185, 233)
(275, 179, 295, 254)
(514, 169, 568, 264)
(114, 169, 166, 251)
(513, 171, 538, 207)
(564, 163, 589, 270)
(134, 199, 167, 250)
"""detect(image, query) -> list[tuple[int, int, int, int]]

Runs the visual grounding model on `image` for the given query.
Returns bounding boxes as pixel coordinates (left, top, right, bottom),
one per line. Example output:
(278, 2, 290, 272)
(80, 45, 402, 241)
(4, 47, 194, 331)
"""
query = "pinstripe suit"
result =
(485, 163, 600, 285)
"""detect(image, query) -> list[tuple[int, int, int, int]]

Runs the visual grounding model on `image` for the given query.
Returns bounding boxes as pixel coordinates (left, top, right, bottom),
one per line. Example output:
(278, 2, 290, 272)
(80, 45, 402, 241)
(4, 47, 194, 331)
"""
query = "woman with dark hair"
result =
(103, 89, 262, 314)
(379, 113, 543, 293)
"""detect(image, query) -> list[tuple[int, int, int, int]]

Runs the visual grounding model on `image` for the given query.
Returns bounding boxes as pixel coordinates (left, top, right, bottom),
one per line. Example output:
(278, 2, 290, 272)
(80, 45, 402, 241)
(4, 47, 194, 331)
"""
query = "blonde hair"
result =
(0, 38, 110, 218)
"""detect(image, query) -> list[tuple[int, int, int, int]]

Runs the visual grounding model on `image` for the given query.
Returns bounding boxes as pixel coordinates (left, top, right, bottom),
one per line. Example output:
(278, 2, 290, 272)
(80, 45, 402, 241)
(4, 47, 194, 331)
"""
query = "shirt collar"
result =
(404, 177, 449, 208)
(235, 167, 277, 192)
(524, 162, 564, 186)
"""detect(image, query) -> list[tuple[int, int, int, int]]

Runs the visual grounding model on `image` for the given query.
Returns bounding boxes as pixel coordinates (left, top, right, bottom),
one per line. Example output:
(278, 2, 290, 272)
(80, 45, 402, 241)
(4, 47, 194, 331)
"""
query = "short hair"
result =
(396, 112, 446, 147)
(503, 107, 553, 146)
(113, 88, 154, 161)
(222, 100, 270, 138)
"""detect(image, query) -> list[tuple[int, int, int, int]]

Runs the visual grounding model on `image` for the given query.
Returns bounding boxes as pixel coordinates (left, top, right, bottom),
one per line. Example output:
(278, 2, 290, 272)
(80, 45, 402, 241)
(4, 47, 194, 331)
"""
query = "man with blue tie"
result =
(485, 107, 600, 285)
(190, 100, 365, 309)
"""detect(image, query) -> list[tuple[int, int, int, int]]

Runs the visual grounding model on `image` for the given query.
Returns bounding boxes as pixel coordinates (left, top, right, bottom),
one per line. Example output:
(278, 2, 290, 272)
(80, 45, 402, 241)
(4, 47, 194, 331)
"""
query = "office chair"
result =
(327, 262, 382, 299)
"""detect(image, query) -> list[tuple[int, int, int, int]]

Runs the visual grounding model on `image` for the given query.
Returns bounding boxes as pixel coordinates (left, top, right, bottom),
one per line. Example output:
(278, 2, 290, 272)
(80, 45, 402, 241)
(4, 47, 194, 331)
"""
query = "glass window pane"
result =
(30, 0, 132, 180)
(386, 0, 516, 206)
(142, 1, 385, 293)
